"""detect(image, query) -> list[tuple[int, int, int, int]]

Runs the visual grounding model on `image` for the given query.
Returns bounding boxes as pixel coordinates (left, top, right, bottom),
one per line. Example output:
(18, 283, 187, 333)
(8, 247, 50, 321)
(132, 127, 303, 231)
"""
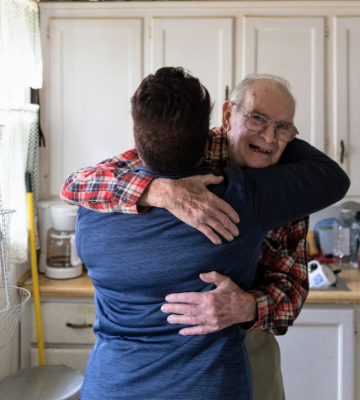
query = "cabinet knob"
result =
(340, 140, 345, 164)
(66, 322, 93, 329)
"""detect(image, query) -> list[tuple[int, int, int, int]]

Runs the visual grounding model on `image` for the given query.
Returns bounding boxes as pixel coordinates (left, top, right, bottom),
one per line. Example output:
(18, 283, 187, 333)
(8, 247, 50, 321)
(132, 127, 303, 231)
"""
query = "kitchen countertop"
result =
(18, 269, 95, 298)
(18, 267, 360, 304)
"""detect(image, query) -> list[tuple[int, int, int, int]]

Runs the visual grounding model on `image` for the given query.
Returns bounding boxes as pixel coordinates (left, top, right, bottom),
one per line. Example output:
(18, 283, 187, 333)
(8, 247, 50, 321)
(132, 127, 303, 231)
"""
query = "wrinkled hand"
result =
(139, 174, 240, 244)
(161, 271, 257, 335)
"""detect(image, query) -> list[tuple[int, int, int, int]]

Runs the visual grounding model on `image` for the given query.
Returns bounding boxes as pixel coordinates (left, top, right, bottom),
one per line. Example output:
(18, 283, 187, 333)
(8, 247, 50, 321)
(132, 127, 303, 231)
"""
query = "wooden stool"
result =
(0, 364, 83, 400)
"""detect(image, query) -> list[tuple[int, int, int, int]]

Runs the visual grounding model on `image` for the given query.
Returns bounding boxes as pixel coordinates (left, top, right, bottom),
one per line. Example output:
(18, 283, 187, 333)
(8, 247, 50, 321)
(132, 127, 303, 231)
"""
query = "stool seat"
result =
(0, 364, 83, 400)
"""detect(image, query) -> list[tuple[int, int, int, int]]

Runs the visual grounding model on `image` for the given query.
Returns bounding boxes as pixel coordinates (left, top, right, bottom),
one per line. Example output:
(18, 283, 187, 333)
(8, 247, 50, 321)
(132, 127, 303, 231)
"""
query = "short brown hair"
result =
(131, 67, 213, 173)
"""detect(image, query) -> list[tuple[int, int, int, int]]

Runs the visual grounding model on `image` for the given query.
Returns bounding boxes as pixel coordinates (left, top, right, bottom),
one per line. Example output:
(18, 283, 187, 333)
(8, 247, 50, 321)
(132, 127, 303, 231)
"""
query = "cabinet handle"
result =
(340, 140, 345, 164)
(225, 85, 229, 101)
(66, 322, 93, 329)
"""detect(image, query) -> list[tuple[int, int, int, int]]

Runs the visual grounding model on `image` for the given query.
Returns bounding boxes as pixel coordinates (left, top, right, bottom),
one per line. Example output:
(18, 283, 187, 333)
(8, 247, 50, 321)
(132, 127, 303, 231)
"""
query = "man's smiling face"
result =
(223, 80, 295, 168)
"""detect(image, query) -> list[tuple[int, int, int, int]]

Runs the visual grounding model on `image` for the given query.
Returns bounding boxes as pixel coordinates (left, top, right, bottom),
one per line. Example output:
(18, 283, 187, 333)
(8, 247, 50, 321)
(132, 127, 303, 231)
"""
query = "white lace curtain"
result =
(0, 0, 42, 89)
(0, 0, 42, 263)
(0, 107, 40, 263)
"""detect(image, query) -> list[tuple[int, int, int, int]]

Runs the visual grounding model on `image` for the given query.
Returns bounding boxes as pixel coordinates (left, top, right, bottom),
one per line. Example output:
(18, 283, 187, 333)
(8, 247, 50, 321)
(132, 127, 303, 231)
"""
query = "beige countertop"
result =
(18, 267, 360, 304)
(18, 269, 95, 298)
(306, 269, 360, 304)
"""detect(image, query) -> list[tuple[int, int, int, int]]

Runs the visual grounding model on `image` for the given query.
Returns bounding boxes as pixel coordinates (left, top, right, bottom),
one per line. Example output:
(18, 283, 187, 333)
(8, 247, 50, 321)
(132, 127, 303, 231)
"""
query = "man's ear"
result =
(222, 101, 233, 131)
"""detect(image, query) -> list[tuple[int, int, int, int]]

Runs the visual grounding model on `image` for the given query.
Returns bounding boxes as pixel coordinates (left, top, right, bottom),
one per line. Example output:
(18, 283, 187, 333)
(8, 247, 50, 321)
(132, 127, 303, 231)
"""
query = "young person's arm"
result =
(232, 138, 350, 230)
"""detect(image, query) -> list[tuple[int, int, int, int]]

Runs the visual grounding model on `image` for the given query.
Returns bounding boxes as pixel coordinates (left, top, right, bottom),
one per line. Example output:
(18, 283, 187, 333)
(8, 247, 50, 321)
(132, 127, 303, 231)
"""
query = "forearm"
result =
(232, 139, 350, 231)
(138, 178, 174, 208)
(60, 129, 223, 214)
(241, 218, 309, 335)
(247, 274, 308, 335)
(278, 138, 350, 208)
(60, 149, 154, 214)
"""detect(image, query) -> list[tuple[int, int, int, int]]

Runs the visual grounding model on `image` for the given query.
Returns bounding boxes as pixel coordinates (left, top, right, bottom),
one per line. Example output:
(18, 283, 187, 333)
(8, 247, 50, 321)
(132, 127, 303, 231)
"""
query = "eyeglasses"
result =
(232, 103, 299, 143)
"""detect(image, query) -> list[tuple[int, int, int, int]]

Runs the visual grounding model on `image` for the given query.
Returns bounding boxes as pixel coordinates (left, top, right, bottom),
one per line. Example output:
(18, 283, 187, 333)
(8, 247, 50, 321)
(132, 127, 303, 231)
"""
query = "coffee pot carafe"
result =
(47, 229, 81, 268)
(45, 204, 83, 279)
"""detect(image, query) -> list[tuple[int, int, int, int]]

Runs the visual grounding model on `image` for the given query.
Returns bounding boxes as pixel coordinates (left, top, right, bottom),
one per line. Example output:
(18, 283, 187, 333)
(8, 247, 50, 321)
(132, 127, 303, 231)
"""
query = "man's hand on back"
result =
(160, 271, 257, 335)
(139, 175, 240, 245)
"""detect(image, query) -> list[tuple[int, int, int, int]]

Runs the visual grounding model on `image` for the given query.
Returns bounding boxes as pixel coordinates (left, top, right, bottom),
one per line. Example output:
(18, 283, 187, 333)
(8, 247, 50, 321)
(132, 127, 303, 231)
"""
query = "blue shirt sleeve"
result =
(223, 138, 350, 233)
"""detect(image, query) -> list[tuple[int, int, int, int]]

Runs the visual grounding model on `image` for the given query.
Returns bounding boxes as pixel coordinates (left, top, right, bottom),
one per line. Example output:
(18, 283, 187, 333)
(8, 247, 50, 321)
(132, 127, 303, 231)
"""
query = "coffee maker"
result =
(38, 200, 83, 279)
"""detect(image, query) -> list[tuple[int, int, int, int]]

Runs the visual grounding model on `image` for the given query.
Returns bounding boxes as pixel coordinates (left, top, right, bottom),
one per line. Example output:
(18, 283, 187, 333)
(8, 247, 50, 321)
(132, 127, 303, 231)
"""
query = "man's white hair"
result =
(230, 73, 296, 112)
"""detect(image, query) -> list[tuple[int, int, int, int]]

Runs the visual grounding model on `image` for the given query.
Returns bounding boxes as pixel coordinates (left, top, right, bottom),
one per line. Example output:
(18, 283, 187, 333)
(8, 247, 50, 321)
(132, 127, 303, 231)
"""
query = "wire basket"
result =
(0, 285, 30, 349)
(0, 127, 32, 348)
(0, 210, 31, 349)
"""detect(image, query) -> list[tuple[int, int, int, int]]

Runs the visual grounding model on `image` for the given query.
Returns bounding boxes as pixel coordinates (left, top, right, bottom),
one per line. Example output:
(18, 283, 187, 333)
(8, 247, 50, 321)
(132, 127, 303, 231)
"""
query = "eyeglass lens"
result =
(245, 114, 295, 142)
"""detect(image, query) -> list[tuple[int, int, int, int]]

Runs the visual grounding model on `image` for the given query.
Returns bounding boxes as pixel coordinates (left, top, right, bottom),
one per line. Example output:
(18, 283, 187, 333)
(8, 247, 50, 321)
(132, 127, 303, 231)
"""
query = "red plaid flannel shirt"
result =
(61, 127, 309, 335)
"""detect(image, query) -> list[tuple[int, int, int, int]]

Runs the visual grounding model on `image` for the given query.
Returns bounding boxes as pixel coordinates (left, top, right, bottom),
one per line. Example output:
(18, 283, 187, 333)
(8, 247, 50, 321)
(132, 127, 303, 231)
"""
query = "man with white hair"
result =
(62, 73, 312, 399)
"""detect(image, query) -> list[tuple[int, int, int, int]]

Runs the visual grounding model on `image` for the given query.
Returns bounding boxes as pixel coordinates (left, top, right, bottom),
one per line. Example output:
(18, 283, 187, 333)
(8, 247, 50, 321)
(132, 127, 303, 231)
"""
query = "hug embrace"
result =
(61, 67, 349, 400)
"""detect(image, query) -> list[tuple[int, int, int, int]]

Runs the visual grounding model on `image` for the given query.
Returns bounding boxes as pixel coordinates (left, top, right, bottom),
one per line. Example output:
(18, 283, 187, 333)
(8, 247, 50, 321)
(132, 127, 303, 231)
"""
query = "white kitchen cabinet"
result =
(39, 1, 360, 200)
(151, 17, 234, 127)
(276, 305, 356, 400)
(25, 299, 96, 375)
(43, 17, 143, 197)
(334, 17, 360, 198)
(30, 302, 96, 345)
(243, 17, 325, 151)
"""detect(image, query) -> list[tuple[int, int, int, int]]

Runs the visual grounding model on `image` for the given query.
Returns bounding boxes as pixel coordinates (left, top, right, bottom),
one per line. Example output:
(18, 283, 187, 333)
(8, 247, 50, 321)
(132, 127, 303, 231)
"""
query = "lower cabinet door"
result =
(276, 307, 355, 400)
(31, 347, 93, 375)
(31, 302, 96, 345)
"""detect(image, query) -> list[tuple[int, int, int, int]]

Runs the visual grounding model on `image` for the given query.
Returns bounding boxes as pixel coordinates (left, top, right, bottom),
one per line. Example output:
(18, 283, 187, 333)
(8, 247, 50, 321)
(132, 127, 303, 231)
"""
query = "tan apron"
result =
(245, 330, 286, 400)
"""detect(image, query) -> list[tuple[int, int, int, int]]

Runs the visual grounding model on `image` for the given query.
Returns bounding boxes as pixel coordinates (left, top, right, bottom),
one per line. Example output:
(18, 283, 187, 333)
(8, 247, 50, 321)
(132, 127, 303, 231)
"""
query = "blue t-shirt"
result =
(76, 139, 349, 400)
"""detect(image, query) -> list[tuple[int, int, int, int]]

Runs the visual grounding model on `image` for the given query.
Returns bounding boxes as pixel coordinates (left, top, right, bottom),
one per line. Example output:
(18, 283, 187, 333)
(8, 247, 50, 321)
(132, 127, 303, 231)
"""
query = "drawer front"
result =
(31, 302, 96, 345)
(31, 346, 92, 375)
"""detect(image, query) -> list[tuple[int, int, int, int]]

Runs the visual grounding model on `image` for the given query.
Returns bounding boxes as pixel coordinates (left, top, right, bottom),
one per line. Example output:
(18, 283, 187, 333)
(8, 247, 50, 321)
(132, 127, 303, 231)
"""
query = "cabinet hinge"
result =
(148, 26, 151, 40)
(47, 25, 50, 40)
(325, 29, 329, 39)
(325, 136, 329, 153)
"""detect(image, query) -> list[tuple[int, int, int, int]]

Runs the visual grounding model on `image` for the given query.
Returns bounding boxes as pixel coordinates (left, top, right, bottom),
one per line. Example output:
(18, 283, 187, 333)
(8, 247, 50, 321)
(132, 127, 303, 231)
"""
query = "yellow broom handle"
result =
(26, 177, 45, 365)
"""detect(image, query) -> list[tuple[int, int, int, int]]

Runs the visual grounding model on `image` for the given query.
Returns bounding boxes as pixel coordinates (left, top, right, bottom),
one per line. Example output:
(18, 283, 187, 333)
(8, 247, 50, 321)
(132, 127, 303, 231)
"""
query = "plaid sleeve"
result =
(60, 148, 154, 214)
(240, 217, 310, 336)
(61, 130, 222, 214)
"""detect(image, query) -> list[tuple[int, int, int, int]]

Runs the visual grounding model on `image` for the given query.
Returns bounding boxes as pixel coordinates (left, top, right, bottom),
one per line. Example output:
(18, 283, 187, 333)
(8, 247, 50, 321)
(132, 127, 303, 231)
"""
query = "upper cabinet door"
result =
(243, 17, 325, 151)
(151, 18, 234, 128)
(48, 18, 143, 197)
(334, 17, 360, 197)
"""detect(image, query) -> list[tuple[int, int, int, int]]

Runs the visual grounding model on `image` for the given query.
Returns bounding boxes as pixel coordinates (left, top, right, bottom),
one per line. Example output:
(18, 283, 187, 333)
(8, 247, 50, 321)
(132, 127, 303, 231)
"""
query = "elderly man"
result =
(62, 74, 317, 399)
